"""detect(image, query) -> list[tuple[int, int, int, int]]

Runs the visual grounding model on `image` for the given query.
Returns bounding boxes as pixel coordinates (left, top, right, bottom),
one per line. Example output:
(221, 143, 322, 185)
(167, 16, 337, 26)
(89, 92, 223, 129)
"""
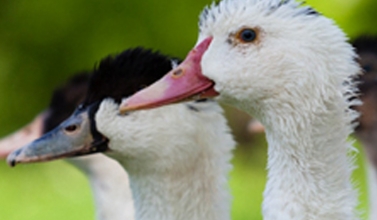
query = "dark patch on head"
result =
(42, 48, 179, 150)
(82, 48, 176, 107)
(82, 48, 179, 146)
(43, 73, 90, 133)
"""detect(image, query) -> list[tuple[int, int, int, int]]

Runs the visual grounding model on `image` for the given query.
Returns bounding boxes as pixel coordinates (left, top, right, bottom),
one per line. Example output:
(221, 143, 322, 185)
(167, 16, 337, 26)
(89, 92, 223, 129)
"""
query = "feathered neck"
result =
(243, 77, 359, 219)
(121, 158, 229, 220)
(67, 155, 135, 220)
(194, 0, 361, 218)
(96, 100, 234, 220)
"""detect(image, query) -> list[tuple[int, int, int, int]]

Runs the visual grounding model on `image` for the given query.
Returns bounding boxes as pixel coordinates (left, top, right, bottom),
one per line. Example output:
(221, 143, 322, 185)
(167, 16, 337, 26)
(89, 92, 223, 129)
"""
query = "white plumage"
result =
(122, 0, 362, 219)
(97, 99, 234, 220)
(199, 1, 360, 219)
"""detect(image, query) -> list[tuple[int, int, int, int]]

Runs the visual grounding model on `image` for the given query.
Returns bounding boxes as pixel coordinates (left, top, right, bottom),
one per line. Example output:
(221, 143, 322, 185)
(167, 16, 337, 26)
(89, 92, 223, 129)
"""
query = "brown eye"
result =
(237, 28, 257, 43)
(65, 124, 78, 132)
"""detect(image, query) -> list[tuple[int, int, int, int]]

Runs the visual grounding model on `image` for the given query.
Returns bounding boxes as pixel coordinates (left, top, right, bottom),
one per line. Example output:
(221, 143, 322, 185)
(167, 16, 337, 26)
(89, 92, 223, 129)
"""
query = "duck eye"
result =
(238, 29, 257, 43)
(65, 124, 78, 132)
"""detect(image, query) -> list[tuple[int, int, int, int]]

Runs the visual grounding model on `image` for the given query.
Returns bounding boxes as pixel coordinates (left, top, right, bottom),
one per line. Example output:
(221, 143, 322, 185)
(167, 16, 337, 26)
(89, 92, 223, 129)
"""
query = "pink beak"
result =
(119, 37, 218, 114)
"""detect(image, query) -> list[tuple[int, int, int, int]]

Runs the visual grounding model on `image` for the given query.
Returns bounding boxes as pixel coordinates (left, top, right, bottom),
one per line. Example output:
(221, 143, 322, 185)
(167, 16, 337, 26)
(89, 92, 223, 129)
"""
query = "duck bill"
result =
(119, 37, 218, 114)
(0, 112, 46, 159)
(6, 109, 108, 167)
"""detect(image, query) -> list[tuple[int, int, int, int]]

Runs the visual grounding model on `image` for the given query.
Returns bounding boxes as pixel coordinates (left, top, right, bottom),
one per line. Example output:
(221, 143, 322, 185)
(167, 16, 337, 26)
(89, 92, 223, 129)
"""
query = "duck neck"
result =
(252, 96, 358, 220)
(116, 144, 232, 220)
(96, 101, 233, 220)
(67, 155, 135, 220)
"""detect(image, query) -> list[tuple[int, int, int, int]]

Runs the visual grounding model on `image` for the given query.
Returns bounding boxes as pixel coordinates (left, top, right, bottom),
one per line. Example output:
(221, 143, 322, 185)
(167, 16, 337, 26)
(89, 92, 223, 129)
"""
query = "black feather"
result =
(83, 48, 175, 106)
(43, 73, 90, 133)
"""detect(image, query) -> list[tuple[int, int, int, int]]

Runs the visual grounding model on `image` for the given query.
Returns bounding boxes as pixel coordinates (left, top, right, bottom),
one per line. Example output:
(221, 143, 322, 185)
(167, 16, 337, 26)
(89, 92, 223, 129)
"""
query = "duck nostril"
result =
(65, 125, 78, 132)
(172, 69, 184, 77)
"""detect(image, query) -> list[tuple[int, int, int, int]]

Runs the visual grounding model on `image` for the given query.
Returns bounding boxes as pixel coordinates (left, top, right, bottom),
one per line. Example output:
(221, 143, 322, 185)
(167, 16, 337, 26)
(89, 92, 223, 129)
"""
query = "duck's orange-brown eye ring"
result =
(238, 29, 257, 43)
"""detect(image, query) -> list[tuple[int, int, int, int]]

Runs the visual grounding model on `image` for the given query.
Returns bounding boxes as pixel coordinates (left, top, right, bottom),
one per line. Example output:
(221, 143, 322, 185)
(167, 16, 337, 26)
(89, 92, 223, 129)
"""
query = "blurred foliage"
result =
(0, 0, 376, 219)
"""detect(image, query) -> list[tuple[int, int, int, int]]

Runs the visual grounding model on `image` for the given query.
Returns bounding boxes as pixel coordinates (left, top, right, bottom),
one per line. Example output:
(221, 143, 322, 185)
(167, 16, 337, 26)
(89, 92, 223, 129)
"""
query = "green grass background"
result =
(0, 0, 376, 219)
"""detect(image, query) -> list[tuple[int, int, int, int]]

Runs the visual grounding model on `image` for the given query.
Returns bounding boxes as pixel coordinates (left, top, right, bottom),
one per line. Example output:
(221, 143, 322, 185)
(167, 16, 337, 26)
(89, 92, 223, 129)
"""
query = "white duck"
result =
(7, 48, 235, 220)
(245, 36, 377, 219)
(121, 0, 361, 219)
(0, 73, 134, 220)
(352, 36, 377, 220)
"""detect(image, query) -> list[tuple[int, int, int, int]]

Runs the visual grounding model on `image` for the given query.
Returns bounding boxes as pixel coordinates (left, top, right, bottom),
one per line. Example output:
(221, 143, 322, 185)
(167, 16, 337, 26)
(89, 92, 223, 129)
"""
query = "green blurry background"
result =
(0, 0, 376, 219)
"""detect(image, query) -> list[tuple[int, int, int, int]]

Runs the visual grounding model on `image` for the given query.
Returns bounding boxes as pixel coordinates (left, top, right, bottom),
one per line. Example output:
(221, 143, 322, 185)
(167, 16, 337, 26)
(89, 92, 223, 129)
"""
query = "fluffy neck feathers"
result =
(230, 63, 360, 219)
(258, 94, 358, 220)
(96, 100, 234, 220)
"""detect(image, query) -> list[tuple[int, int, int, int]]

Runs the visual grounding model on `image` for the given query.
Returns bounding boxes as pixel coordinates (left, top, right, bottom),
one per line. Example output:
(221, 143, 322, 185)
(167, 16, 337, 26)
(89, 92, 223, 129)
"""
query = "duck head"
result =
(120, 0, 359, 116)
(0, 73, 89, 159)
(7, 48, 175, 166)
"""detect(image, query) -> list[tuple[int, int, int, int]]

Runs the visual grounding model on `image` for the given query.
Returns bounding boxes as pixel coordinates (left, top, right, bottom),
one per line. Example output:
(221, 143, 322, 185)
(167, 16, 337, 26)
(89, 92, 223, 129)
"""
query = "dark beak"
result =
(7, 107, 108, 167)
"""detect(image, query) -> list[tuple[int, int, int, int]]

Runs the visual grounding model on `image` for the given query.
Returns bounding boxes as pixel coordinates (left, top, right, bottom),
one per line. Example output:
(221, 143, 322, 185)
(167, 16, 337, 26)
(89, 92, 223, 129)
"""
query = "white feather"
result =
(96, 100, 235, 220)
(195, 0, 361, 219)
